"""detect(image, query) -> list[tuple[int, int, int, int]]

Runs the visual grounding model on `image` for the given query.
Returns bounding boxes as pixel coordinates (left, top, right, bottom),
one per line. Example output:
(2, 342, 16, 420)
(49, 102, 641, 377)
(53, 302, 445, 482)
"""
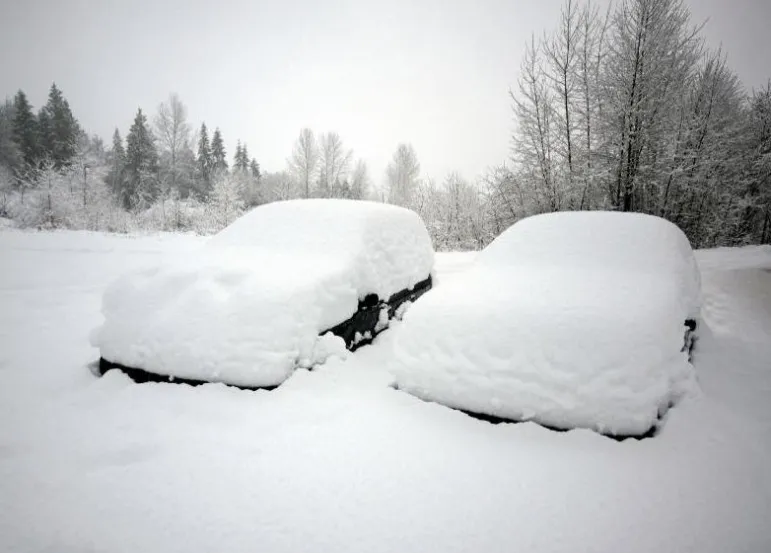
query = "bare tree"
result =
(603, 0, 702, 211)
(262, 171, 300, 202)
(511, 35, 558, 211)
(349, 159, 371, 200)
(154, 94, 192, 195)
(543, 0, 582, 198)
(288, 128, 318, 198)
(386, 143, 420, 207)
(575, 0, 612, 209)
(318, 132, 353, 196)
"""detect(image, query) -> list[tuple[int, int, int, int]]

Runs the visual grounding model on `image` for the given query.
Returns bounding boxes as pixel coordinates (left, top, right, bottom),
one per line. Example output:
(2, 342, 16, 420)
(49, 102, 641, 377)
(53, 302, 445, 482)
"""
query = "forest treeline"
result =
(0, 0, 768, 249)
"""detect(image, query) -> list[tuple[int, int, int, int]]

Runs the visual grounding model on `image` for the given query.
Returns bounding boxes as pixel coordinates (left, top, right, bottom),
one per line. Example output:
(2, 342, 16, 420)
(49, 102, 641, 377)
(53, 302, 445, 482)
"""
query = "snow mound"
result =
(391, 212, 701, 437)
(92, 200, 434, 387)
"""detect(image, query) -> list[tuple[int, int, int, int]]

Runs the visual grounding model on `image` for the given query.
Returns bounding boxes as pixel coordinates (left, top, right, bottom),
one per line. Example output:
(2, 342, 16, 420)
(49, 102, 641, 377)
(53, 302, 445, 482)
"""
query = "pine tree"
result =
(211, 128, 227, 175)
(36, 106, 54, 165)
(124, 108, 159, 209)
(234, 142, 249, 172)
(0, 100, 22, 176)
(12, 90, 38, 170)
(38, 83, 81, 168)
(233, 140, 243, 171)
(197, 122, 212, 197)
(107, 128, 126, 200)
(250, 158, 261, 180)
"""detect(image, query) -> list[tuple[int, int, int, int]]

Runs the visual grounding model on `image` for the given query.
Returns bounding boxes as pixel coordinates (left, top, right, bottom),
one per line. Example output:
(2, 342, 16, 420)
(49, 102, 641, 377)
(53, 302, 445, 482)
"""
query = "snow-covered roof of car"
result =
(208, 199, 434, 300)
(93, 199, 434, 387)
(479, 211, 701, 316)
(391, 211, 702, 437)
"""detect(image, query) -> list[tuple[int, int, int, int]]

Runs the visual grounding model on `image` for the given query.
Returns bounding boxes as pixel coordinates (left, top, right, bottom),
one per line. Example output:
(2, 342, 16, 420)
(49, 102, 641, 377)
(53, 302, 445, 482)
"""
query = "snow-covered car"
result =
(391, 212, 701, 439)
(92, 199, 434, 389)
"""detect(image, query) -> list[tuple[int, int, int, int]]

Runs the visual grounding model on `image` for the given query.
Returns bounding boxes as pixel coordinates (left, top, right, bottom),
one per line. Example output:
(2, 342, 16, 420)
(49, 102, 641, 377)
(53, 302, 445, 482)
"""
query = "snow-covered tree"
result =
(288, 128, 318, 198)
(317, 132, 352, 197)
(211, 128, 227, 175)
(511, 36, 559, 212)
(124, 108, 159, 210)
(155, 93, 193, 197)
(12, 90, 38, 171)
(207, 172, 245, 231)
(386, 143, 420, 207)
(602, 0, 702, 212)
(196, 122, 213, 197)
(233, 141, 250, 173)
(0, 99, 21, 180)
(250, 158, 261, 180)
(37, 83, 81, 169)
(349, 159, 370, 200)
(106, 129, 126, 200)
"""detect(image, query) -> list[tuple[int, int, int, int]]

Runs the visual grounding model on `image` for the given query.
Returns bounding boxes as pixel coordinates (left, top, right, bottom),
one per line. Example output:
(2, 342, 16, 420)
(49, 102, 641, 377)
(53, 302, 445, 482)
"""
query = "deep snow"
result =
(1, 230, 770, 553)
(392, 212, 701, 436)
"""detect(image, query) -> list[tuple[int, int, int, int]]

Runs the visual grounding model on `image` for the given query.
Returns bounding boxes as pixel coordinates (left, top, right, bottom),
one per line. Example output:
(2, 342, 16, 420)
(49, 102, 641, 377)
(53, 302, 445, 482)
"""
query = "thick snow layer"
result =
(479, 211, 702, 317)
(1, 230, 770, 553)
(208, 199, 434, 300)
(91, 200, 434, 386)
(392, 212, 701, 436)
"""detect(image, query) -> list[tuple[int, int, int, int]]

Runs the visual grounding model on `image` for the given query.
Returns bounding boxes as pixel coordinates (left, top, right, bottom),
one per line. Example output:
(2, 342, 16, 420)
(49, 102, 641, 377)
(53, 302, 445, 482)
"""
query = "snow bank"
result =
(92, 200, 433, 387)
(392, 212, 701, 436)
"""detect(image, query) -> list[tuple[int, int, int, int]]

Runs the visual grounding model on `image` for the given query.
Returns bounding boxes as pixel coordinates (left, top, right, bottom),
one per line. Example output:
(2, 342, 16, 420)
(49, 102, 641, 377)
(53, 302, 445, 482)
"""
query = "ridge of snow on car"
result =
(390, 211, 702, 439)
(92, 199, 434, 388)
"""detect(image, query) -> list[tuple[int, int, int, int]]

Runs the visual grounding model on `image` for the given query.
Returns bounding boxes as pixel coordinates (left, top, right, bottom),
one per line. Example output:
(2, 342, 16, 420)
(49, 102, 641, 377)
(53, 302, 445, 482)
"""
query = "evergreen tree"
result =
(38, 83, 81, 168)
(250, 158, 261, 180)
(234, 141, 249, 172)
(106, 128, 126, 200)
(211, 128, 227, 174)
(233, 140, 243, 171)
(36, 107, 53, 163)
(11, 90, 38, 170)
(197, 122, 212, 196)
(0, 100, 21, 175)
(124, 108, 159, 209)
(240, 143, 249, 172)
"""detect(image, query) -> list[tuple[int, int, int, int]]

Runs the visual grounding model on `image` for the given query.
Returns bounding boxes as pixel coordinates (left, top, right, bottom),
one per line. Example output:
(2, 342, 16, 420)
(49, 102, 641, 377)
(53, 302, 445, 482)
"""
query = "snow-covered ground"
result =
(1, 230, 770, 553)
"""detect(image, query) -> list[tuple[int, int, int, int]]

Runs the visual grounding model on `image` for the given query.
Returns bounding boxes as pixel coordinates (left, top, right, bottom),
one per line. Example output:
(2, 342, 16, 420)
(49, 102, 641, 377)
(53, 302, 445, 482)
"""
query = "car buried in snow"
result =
(92, 199, 434, 389)
(390, 211, 701, 439)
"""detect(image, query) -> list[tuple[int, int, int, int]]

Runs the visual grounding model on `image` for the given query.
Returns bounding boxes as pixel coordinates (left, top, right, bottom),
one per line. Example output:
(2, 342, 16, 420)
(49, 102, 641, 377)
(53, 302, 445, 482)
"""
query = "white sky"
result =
(2, 0, 769, 188)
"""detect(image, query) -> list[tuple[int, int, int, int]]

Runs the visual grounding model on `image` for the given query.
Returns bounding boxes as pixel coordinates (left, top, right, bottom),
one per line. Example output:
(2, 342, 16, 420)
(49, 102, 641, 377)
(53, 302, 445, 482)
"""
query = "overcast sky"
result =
(2, 0, 769, 188)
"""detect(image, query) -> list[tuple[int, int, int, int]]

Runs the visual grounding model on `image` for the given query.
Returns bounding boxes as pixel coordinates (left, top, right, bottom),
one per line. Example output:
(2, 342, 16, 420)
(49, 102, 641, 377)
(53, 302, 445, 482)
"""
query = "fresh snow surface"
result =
(91, 200, 434, 387)
(1, 230, 770, 553)
(392, 212, 701, 436)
